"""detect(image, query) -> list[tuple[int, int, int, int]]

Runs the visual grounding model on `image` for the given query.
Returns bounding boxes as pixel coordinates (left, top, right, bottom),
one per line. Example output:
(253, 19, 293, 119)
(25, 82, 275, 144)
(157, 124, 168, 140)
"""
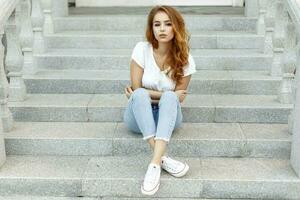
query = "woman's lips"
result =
(159, 34, 167, 37)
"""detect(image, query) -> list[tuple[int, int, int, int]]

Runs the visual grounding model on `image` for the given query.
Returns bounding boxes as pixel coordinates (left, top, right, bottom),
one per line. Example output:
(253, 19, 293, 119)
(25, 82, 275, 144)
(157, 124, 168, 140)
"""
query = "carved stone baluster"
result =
(52, 0, 68, 17)
(257, 0, 267, 52)
(279, 16, 297, 104)
(245, 0, 259, 17)
(261, 0, 278, 74)
(32, 0, 45, 53)
(41, 0, 53, 34)
(271, 1, 288, 77)
(5, 11, 27, 102)
(19, 0, 35, 75)
(0, 30, 9, 168)
(288, 79, 297, 134)
(288, 41, 300, 134)
(263, 0, 276, 54)
(0, 31, 14, 132)
(265, 0, 276, 29)
(0, 114, 6, 168)
(291, 43, 300, 177)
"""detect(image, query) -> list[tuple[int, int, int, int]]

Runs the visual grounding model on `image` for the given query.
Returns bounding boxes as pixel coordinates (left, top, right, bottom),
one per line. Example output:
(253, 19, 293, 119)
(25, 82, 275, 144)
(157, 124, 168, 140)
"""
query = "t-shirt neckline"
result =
(150, 44, 170, 74)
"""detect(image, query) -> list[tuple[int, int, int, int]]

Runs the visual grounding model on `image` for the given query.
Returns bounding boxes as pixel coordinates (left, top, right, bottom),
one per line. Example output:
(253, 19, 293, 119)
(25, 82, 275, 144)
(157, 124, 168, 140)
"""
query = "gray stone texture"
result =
(7, 94, 292, 123)
(44, 31, 263, 49)
(0, 156, 299, 198)
(35, 49, 272, 71)
(23, 70, 281, 95)
(291, 55, 300, 176)
(53, 16, 256, 32)
(4, 122, 291, 158)
(0, 121, 6, 167)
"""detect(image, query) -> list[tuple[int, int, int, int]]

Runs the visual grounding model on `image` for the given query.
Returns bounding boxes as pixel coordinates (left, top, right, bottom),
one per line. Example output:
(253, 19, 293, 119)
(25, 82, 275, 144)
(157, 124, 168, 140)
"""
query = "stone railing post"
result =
(263, 0, 276, 54)
(52, 0, 68, 17)
(0, 30, 11, 168)
(4, 10, 27, 102)
(257, 0, 267, 52)
(291, 44, 300, 176)
(0, 31, 14, 132)
(19, 0, 35, 75)
(32, 0, 45, 53)
(271, 1, 288, 77)
(41, 0, 53, 34)
(265, 0, 277, 29)
(284, 0, 300, 177)
(245, 0, 259, 17)
(288, 64, 298, 134)
(257, 0, 266, 35)
(0, 116, 6, 168)
(279, 16, 297, 104)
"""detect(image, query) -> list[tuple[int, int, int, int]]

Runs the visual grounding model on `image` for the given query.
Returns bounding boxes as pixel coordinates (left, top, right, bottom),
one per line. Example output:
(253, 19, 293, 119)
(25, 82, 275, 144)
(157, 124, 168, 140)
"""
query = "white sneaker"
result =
(141, 163, 161, 195)
(161, 156, 189, 178)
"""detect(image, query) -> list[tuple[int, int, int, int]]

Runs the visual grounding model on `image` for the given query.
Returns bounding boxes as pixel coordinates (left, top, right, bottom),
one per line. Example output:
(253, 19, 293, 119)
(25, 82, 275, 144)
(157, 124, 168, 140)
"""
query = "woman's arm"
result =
(146, 75, 192, 101)
(174, 75, 192, 103)
(130, 59, 163, 100)
(175, 75, 192, 90)
(129, 59, 192, 103)
(130, 59, 143, 90)
(129, 60, 160, 103)
(145, 89, 162, 100)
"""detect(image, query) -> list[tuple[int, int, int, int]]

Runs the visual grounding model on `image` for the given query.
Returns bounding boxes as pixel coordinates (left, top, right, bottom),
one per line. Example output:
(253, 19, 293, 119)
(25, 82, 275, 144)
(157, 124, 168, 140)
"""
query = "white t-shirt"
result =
(131, 41, 197, 92)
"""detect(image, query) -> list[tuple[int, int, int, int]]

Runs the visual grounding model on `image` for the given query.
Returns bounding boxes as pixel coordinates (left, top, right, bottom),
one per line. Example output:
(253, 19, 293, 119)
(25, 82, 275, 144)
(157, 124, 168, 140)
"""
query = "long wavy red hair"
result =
(146, 5, 190, 84)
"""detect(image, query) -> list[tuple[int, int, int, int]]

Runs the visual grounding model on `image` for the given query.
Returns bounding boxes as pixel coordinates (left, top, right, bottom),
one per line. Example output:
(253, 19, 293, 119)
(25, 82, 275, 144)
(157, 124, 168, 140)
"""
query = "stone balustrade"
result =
(0, 0, 19, 168)
(246, 1, 300, 177)
(283, 0, 300, 177)
(0, 0, 49, 168)
(0, 0, 69, 168)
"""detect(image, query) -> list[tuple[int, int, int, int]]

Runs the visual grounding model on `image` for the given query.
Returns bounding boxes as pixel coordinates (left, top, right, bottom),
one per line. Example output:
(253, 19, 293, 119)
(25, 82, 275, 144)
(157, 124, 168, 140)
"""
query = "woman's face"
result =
(152, 11, 174, 43)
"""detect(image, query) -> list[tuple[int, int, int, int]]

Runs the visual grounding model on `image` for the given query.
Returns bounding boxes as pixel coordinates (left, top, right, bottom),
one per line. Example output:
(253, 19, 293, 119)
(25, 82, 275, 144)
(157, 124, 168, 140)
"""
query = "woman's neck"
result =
(154, 42, 171, 56)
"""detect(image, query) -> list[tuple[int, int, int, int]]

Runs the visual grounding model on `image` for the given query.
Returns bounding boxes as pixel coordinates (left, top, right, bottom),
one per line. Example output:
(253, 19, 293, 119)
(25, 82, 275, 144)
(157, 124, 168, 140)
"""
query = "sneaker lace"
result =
(163, 157, 182, 171)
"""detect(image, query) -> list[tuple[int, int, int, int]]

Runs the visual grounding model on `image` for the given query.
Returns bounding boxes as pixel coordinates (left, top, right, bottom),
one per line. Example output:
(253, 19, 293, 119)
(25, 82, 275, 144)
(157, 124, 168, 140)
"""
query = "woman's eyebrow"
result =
(153, 20, 171, 23)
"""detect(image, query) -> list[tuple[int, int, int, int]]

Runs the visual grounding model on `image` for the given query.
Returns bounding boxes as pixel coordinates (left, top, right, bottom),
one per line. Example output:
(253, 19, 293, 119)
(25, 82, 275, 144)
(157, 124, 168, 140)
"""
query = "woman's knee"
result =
(132, 88, 150, 101)
(160, 91, 178, 102)
(123, 115, 142, 134)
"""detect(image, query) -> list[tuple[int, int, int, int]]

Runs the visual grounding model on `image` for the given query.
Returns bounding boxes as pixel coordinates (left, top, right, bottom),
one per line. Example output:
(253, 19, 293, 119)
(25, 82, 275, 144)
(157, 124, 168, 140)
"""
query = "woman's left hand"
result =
(125, 86, 133, 99)
(175, 90, 187, 103)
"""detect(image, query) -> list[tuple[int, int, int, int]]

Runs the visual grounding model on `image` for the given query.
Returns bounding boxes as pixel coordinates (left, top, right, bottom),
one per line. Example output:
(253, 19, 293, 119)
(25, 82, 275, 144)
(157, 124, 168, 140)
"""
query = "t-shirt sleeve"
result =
(131, 42, 145, 68)
(183, 54, 197, 77)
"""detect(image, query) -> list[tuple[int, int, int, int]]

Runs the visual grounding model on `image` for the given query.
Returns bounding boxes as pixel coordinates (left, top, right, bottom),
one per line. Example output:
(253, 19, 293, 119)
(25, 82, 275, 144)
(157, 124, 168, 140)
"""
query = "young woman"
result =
(123, 5, 196, 195)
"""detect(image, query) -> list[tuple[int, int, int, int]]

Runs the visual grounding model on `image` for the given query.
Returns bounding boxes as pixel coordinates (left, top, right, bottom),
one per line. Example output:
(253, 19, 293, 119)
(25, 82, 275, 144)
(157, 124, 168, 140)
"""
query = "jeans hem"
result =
(143, 135, 155, 140)
(154, 137, 170, 143)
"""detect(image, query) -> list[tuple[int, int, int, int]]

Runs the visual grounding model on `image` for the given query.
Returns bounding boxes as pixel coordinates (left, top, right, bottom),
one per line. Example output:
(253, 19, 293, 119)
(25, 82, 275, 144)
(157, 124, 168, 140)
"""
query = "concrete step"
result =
(0, 197, 249, 200)
(8, 94, 292, 123)
(53, 16, 257, 32)
(69, 6, 245, 16)
(0, 197, 99, 200)
(5, 122, 290, 158)
(0, 155, 299, 198)
(45, 31, 263, 49)
(35, 49, 272, 71)
(0, 197, 250, 200)
(24, 70, 281, 95)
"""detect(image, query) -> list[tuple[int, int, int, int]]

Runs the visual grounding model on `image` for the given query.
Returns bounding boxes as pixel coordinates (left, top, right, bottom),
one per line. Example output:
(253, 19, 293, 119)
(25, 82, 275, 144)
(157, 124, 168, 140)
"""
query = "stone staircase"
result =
(1, 6, 300, 199)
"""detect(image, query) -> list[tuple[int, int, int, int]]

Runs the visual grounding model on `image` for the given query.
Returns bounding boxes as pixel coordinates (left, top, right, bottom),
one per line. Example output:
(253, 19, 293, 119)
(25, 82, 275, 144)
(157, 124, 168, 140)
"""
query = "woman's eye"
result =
(154, 24, 160, 27)
(166, 23, 172, 26)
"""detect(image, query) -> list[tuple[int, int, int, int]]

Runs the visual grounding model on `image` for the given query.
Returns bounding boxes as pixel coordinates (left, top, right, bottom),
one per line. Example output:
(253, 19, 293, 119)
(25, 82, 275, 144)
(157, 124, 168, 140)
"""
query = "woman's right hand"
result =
(125, 86, 133, 99)
(175, 90, 187, 103)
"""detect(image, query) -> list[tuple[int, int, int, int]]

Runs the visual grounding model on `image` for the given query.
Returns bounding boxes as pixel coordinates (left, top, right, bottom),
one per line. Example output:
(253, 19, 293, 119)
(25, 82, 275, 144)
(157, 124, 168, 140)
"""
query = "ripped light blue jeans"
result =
(123, 88, 183, 143)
